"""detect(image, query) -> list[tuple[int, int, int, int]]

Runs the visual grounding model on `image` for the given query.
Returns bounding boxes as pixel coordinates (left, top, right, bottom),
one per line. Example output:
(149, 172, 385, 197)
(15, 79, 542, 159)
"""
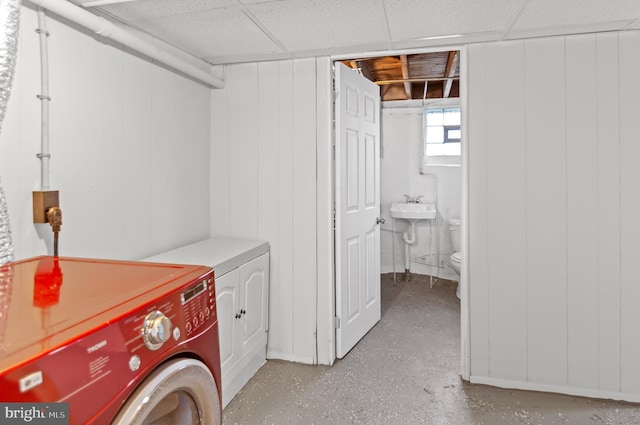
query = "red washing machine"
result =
(0, 255, 222, 425)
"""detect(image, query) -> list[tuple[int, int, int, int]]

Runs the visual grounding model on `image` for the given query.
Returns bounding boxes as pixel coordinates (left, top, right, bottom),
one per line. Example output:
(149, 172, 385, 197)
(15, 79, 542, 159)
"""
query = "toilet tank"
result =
(448, 218, 461, 252)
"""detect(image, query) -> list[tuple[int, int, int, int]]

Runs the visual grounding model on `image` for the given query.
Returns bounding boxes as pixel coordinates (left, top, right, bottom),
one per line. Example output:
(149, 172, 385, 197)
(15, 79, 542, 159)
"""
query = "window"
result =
(423, 107, 461, 166)
(443, 126, 461, 143)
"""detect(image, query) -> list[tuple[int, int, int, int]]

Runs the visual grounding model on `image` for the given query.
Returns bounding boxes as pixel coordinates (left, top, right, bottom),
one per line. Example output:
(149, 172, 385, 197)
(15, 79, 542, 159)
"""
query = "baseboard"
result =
(266, 350, 315, 365)
(470, 375, 640, 403)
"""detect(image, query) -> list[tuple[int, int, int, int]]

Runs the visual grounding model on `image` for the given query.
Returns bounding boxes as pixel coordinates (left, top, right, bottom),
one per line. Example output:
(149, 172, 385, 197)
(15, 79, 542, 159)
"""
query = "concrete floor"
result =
(222, 274, 640, 425)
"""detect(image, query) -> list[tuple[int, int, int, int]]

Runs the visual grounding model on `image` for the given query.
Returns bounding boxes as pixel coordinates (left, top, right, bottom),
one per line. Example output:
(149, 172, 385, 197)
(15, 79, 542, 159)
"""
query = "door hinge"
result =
(332, 206, 336, 231)
(334, 316, 341, 329)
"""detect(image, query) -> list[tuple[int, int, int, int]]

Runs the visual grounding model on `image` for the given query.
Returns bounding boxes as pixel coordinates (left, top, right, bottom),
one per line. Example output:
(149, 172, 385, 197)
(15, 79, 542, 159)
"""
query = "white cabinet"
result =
(141, 237, 269, 409)
(215, 252, 269, 408)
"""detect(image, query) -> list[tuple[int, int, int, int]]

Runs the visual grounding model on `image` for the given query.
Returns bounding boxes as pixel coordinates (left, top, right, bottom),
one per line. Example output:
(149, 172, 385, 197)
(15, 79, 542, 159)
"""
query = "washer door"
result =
(111, 358, 220, 425)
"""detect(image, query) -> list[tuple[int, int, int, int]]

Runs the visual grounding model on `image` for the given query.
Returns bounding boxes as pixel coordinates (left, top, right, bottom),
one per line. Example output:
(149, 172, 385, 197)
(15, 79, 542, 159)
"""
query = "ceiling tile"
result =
(511, 0, 640, 30)
(95, 0, 231, 21)
(247, 0, 390, 51)
(129, 7, 283, 58)
(383, 0, 525, 40)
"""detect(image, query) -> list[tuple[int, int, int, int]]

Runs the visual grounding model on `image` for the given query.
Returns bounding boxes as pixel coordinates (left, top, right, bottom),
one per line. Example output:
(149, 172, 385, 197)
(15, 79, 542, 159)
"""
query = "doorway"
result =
(326, 47, 470, 379)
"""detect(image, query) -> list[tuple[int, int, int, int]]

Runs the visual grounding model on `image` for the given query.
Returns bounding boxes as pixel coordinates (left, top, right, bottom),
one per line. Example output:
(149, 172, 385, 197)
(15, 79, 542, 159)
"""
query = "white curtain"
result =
(0, 0, 20, 265)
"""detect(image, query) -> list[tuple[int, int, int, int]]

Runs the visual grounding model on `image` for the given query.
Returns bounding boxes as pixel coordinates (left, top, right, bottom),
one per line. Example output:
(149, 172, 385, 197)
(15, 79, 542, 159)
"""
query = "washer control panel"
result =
(182, 275, 216, 335)
(117, 270, 216, 361)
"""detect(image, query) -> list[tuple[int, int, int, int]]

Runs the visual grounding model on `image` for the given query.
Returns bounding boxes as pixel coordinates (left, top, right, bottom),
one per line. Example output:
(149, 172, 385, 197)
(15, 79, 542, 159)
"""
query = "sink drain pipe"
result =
(402, 221, 417, 276)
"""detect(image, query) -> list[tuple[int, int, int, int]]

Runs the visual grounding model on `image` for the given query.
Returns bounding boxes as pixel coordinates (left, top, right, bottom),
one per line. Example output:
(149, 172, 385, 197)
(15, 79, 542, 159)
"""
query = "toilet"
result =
(448, 218, 462, 299)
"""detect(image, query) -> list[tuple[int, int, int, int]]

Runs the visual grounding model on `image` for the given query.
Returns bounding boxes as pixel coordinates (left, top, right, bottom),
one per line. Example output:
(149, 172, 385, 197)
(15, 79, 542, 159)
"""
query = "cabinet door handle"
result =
(235, 313, 241, 319)
(240, 309, 246, 315)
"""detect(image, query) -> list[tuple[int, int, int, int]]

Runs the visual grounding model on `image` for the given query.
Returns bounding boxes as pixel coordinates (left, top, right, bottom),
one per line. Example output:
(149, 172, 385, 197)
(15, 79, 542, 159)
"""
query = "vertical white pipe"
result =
(37, 7, 50, 190)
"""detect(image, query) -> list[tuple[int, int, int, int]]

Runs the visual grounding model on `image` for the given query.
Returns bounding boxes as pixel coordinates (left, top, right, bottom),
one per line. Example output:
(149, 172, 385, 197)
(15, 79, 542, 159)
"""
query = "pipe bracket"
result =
(37, 94, 51, 101)
(36, 153, 52, 159)
(35, 28, 50, 36)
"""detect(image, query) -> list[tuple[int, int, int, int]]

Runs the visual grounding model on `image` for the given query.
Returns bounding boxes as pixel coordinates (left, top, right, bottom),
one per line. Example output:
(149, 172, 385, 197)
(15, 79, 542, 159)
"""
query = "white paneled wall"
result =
(0, 6, 211, 260)
(210, 59, 320, 364)
(524, 38, 568, 386)
(468, 31, 640, 401)
(619, 32, 640, 395)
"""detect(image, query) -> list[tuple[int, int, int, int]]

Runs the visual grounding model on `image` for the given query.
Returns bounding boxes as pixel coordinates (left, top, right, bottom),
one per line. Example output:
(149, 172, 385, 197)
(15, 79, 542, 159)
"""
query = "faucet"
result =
(403, 195, 423, 204)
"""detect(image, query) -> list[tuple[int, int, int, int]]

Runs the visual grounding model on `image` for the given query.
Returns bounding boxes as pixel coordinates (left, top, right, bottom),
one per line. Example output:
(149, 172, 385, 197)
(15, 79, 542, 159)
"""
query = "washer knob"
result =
(129, 355, 141, 371)
(142, 311, 172, 350)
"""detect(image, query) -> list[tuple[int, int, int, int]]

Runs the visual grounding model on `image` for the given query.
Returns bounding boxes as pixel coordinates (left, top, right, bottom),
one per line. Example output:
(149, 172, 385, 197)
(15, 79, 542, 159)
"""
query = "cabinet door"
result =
(215, 268, 240, 372)
(239, 253, 269, 353)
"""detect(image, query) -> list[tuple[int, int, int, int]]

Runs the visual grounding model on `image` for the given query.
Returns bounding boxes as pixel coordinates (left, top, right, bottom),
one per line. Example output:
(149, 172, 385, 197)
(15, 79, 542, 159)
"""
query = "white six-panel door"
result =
(335, 62, 381, 358)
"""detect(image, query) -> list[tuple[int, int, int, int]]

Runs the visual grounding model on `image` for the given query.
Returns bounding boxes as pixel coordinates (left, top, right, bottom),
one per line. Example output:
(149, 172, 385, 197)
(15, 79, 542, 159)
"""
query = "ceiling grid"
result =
(69, 0, 640, 65)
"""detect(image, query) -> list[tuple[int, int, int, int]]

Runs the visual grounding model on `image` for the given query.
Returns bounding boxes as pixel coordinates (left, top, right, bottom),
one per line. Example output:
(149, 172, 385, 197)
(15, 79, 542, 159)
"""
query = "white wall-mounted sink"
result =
(390, 203, 436, 220)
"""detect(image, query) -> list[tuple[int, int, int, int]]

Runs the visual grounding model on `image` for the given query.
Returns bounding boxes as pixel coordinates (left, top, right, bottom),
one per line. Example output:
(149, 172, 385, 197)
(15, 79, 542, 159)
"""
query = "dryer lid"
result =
(0, 256, 212, 370)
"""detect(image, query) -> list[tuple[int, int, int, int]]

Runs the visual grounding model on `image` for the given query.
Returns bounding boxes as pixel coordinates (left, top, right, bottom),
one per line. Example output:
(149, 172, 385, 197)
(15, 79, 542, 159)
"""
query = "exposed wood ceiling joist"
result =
(375, 76, 461, 85)
(443, 51, 460, 98)
(342, 50, 460, 101)
(400, 55, 411, 100)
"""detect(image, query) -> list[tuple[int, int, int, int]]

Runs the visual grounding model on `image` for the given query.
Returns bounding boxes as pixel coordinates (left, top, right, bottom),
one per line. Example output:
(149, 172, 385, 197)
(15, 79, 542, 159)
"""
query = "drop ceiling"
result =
(71, 0, 640, 65)
(69, 0, 640, 99)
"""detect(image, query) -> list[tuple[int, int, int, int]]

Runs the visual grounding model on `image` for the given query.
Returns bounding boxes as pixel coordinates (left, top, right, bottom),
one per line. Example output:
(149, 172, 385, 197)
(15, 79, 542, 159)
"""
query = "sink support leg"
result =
(392, 218, 396, 286)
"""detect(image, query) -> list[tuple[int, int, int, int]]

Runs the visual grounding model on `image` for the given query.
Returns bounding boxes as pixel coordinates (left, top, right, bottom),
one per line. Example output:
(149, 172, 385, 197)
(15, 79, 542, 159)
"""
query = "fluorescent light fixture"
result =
(418, 34, 463, 41)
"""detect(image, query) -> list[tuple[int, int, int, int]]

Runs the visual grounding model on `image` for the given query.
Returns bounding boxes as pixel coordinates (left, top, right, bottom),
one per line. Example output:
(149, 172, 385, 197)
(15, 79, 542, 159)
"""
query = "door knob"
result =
(376, 217, 385, 224)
